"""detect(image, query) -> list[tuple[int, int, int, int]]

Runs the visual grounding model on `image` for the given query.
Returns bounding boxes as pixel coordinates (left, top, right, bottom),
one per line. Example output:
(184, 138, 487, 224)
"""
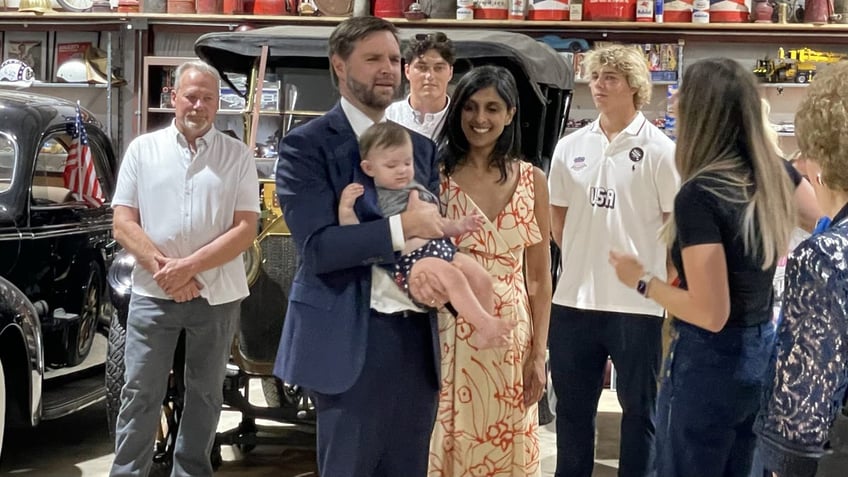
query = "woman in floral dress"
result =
(429, 65, 552, 477)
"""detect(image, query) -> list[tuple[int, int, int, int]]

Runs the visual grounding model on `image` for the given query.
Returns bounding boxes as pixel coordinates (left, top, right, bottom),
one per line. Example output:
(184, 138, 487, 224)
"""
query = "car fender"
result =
(0, 275, 44, 427)
(107, 250, 135, 321)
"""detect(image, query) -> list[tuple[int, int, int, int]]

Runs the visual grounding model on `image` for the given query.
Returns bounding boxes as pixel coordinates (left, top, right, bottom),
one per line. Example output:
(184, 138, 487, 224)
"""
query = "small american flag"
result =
(64, 103, 104, 207)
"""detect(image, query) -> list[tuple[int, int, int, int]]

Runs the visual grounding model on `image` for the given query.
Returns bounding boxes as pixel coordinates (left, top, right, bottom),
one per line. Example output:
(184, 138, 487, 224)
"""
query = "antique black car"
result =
(0, 90, 118, 459)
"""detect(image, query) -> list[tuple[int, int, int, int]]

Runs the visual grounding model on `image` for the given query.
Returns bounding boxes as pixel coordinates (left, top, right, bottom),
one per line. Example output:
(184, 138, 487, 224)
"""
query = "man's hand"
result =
(401, 190, 445, 240)
(523, 352, 547, 407)
(170, 278, 204, 303)
(408, 269, 449, 308)
(153, 256, 197, 296)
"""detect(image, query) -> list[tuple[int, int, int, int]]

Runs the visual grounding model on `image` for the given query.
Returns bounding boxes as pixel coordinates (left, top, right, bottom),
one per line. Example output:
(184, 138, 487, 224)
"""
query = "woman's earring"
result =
(816, 174, 824, 186)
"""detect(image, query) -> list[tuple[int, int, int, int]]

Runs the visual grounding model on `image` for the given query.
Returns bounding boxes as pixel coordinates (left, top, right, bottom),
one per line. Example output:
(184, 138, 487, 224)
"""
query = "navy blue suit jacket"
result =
(273, 104, 441, 395)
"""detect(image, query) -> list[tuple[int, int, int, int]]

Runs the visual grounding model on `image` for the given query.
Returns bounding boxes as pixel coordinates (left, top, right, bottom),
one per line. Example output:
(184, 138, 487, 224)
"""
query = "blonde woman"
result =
(609, 58, 795, 476)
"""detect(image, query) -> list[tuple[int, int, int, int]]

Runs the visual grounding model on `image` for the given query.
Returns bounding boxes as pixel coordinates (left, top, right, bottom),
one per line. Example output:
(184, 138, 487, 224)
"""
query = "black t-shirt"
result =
(670, 175, 776, 327)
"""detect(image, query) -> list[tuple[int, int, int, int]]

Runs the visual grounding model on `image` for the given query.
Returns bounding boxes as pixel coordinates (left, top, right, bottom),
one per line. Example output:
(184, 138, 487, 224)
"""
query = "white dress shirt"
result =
(385, 95, 450, 140)
(112, 122, 260, 305)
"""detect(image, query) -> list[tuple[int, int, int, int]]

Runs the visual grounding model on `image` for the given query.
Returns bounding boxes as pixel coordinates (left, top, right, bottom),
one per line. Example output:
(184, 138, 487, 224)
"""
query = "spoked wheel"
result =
(67, 263, 102, 366)
(261, 377, 315, 421)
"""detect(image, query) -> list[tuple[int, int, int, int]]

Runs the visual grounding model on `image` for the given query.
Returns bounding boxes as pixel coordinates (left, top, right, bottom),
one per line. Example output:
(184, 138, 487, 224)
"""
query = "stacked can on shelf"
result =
(664, 83, 677, 140)
(528, 0, 569, 19)
(457, 0, 473, 19)
(692, 0, 709, 22)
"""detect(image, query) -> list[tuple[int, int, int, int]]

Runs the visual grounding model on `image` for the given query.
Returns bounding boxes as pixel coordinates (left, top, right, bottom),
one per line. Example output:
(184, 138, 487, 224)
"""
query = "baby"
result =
(339, 122, 515, 349)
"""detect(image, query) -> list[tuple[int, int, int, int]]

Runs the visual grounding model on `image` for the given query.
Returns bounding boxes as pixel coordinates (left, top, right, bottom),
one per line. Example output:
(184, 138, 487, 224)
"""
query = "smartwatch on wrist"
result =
(636, 272, 654, 298)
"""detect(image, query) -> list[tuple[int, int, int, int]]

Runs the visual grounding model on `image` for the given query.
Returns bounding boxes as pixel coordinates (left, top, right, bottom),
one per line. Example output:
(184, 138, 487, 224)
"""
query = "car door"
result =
(26, 123, 114, 371)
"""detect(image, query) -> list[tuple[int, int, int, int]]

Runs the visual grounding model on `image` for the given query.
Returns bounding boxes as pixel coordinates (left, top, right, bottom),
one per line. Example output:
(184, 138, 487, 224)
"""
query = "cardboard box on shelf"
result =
(220, 83, 280, 112)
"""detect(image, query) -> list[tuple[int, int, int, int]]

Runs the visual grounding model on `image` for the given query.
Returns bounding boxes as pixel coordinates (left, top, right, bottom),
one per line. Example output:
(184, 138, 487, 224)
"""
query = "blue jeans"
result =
(657, 319, 775, 477)
(549, 305, 663, 477)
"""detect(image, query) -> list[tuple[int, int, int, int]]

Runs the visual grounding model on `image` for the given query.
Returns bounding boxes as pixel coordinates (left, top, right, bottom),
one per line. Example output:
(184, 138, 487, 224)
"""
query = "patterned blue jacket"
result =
(756, 208, 848, 475)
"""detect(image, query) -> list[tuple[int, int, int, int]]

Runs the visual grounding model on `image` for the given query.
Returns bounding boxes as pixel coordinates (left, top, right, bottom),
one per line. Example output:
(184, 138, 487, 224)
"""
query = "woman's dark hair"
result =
(437, 65, 521, 183)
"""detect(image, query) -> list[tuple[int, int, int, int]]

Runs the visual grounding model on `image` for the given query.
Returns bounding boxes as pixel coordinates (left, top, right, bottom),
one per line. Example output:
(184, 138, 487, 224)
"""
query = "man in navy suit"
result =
(274, 16, 447, 477)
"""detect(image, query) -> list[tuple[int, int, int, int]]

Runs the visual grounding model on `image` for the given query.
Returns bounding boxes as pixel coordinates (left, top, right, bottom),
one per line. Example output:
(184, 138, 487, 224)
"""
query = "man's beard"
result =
(183, 115, 210, 133)
(347, 75, 397, 110)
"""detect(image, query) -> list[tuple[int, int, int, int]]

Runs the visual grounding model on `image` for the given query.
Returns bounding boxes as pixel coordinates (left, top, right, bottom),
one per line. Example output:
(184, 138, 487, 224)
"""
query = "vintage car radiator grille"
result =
(238, 234, 298, 368)
(262, 234, 298, 295)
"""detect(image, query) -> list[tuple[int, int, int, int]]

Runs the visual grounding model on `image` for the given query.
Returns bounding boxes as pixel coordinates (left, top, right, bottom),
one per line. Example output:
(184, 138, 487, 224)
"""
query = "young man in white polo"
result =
(547, 44, 679, 477)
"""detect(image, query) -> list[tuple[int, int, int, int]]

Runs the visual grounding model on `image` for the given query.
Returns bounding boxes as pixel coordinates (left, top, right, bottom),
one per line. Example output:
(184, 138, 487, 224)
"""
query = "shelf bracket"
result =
(128, 18, 149, 32)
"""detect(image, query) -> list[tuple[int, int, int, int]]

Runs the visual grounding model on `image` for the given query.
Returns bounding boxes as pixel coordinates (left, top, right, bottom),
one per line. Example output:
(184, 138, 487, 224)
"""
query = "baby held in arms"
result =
(339, 122, 516, 348)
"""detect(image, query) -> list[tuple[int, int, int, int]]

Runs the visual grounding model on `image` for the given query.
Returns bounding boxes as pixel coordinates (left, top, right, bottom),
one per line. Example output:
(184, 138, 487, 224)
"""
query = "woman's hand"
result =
(608, 250, 645, 289)
(523, 352, 547, 407)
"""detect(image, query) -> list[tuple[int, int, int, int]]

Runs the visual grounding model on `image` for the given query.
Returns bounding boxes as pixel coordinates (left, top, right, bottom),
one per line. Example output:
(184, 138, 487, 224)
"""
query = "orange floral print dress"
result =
(429, 161, 543, 477)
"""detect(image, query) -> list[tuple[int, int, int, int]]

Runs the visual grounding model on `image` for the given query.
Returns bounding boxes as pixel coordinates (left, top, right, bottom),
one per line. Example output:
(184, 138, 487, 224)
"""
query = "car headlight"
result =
(107, 250, 135, 308)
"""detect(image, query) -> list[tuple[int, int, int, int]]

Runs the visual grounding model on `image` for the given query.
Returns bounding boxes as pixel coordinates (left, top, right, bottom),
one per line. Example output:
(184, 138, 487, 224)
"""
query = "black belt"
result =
(372, 309, 429, 319)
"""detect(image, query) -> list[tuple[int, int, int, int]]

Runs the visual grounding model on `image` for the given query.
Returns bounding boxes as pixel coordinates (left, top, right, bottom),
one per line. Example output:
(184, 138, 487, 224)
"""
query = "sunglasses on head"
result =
(414, 32, 448, 43)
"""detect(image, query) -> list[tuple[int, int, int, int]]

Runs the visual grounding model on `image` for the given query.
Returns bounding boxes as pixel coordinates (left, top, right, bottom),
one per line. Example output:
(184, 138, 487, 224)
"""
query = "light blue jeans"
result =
(110, 294, 239, 477)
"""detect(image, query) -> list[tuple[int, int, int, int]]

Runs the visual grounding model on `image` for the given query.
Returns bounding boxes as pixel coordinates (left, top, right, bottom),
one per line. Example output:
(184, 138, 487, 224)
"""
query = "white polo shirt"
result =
(113, 122, 260, 305)
(385, 95, 450, 140)
(548, 112, 679, 316)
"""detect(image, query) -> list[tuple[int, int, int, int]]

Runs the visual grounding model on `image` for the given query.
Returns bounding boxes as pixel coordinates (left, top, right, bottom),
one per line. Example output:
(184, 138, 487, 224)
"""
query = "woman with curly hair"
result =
(755, 60, 848, 477)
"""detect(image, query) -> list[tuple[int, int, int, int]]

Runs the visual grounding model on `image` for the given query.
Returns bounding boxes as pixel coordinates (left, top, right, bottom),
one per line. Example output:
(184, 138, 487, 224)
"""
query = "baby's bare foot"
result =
(469, 315, 517, 349)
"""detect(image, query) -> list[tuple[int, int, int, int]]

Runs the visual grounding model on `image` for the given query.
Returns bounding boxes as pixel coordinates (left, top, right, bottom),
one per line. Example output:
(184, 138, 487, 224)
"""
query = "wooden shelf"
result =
(575, 78, 676, 85)
(4, 12, 848, 43)
(757, 82, 810, 88)
(148, 108, 324, 116)
(30, 82, 109, 89)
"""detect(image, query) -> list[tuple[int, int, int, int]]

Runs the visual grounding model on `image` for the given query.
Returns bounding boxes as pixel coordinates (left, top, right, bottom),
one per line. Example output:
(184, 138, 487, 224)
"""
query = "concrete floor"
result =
(0, 389, 623, 476)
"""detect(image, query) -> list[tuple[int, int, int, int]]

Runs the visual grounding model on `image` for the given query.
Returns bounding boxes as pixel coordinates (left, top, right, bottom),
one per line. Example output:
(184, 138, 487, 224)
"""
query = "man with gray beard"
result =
(110, 60, 259, 476)
(273, 16, 446, 477)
